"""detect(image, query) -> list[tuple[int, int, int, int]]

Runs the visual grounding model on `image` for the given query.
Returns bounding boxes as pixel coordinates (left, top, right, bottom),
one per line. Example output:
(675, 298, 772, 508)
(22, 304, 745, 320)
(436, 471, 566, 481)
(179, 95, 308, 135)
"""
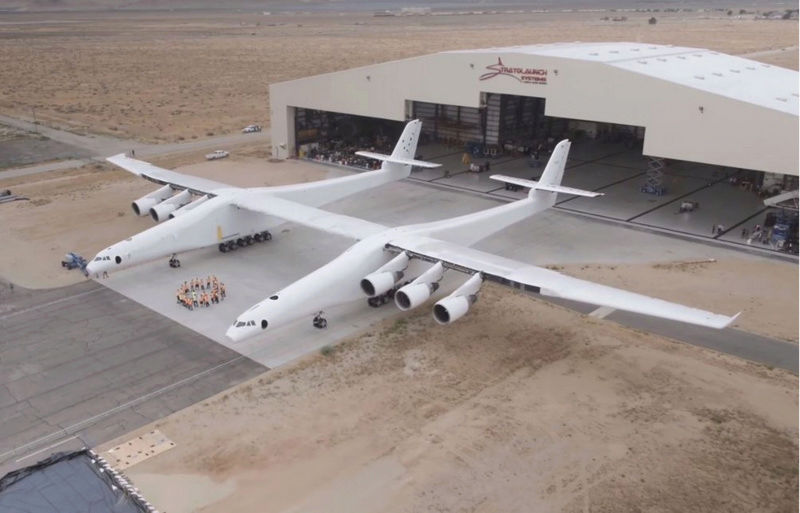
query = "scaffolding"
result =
(641, 157, 666, 196)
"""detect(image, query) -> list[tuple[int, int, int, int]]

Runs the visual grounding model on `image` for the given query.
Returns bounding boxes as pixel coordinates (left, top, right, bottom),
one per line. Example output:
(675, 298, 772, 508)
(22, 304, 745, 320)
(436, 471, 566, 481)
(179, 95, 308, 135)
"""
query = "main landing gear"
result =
(218, 231, 272, 253)
(366, 281, 410, 308)
(168, 254, 181, 268)
(313, 311, 328, 329)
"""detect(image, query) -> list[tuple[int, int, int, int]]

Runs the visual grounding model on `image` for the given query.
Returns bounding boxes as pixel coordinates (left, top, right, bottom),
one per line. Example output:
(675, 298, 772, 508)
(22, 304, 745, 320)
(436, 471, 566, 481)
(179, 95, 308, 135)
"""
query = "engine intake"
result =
(432, 273, 483, 325)
(360, 252, 409, 297)
(131, 185, 173, 216)
(149, 190, 192, 222)
(394, 261, 444, 311)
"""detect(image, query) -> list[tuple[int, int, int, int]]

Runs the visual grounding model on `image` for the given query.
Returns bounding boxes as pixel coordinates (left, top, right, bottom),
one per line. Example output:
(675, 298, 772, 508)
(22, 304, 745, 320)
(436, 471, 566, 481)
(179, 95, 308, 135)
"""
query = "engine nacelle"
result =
(394, 261, 444, 311)
(360, 252, 409, 296)
(169, 195, 209, 219)
(432, 273, 483, 325)
(149, 190, 192, 222)
(395, 282, 438, 311)
(131, 185, 173, 216)
(361, 271, 403, 297)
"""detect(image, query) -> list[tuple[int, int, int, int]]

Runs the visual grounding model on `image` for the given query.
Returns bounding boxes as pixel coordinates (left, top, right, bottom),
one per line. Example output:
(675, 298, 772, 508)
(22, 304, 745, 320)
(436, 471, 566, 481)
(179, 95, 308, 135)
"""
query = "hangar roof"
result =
(448, 43, 798, 115)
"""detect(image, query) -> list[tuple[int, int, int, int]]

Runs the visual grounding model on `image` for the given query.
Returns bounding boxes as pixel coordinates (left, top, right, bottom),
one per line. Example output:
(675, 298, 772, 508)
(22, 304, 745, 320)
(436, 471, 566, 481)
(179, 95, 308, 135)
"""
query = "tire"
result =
(227, 241, 237, 251)
(245, 235, 254, 245)
(254, 233, 263, 243)
(262, 231, 272, 241)
(236, 238, 245, 247)
(219, 243, 228, 253)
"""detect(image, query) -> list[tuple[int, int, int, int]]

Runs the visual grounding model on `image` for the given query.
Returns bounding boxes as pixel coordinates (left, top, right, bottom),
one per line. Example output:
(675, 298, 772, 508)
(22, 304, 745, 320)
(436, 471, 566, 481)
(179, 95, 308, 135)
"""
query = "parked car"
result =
(242, 124, 262, 133)
(205, 150, 229, 160)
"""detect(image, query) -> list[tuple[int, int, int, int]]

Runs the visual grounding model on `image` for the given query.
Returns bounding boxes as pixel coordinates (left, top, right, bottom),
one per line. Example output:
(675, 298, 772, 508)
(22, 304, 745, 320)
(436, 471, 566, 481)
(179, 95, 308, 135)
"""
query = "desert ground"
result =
(0, 9, 797, 142)
(1, 7, 797, 512)
(109, 283, 797, 513)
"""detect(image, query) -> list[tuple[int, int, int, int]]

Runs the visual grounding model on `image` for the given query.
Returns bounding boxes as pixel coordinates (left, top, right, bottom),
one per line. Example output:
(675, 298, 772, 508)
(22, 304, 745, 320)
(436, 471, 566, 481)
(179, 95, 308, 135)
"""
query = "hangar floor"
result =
(412, 141, 788, 255)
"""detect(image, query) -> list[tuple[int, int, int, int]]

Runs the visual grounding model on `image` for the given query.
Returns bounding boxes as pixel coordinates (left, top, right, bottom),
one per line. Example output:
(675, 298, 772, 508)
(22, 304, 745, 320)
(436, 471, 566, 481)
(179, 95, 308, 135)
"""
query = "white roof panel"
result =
(446, 42, 798, 115)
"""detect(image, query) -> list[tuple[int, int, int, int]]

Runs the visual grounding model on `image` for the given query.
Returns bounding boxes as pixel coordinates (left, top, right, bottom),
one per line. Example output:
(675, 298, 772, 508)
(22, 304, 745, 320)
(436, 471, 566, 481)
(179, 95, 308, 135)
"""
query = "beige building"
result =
(269, 42, 798, 176)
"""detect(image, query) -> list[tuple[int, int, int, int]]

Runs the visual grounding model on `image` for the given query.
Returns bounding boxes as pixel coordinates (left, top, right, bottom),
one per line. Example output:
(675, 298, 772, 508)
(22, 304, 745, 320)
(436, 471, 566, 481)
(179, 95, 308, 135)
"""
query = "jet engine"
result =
(395, 261, 444, 311)
(169, 195, 209, 219)
(432, 273, 483, 325)
(360, 252, 409, 297)
(131, 185, 173, 216)
(149, 190, 192, 222)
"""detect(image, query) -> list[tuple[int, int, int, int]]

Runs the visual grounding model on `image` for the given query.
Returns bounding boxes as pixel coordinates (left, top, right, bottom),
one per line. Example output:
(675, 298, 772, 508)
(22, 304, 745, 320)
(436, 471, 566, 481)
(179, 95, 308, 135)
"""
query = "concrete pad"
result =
(634, 181, 768, 237)
(559, 172, 711, 221)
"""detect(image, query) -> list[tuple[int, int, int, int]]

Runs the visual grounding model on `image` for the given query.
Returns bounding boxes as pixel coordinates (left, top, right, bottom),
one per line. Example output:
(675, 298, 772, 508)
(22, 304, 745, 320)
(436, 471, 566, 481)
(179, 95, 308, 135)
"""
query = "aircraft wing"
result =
(107, 153, 234, 195)
(234, 194, 387, 240)
(387, 235, 739, 330)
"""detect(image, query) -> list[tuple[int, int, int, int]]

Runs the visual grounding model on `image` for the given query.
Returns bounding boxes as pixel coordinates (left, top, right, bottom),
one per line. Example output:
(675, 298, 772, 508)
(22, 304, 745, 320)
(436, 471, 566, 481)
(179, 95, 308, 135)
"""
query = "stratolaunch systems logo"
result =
(479, 58, 548, 85)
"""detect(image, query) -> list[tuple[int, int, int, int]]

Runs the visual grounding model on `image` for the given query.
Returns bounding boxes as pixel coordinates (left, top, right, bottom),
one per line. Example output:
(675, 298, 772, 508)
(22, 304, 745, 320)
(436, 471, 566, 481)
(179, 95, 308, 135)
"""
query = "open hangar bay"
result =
(272, 42, 799, 254)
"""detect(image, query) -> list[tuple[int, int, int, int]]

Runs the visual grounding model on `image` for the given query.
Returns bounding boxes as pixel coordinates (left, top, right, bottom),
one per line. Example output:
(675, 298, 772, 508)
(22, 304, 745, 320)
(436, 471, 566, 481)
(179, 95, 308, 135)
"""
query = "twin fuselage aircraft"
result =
(88, 120, 738, 342)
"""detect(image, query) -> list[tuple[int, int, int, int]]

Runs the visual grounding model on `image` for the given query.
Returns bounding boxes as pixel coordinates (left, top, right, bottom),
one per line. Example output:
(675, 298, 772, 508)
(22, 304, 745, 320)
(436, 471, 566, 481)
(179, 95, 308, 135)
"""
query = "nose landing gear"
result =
(312, 311, 328, 329)
(169, 254, 181, 268)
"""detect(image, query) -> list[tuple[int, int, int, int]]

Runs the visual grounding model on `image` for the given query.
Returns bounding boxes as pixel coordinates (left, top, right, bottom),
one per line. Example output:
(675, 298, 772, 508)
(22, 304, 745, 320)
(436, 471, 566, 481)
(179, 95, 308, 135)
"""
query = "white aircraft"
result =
(226, 139, 739, 341)
(86, 120, 439, 277)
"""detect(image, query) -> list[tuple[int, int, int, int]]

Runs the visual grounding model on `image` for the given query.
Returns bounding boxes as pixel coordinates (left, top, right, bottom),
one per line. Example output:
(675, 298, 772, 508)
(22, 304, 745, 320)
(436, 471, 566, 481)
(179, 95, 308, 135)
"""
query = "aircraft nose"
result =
(225, 320, 265, 342)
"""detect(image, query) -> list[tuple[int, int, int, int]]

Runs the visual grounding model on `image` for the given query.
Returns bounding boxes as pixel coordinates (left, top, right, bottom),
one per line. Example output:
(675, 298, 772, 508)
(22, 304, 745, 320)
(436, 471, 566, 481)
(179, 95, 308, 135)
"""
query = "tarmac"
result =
(96, 177, 796, 373)
(0, 280, 265, 476)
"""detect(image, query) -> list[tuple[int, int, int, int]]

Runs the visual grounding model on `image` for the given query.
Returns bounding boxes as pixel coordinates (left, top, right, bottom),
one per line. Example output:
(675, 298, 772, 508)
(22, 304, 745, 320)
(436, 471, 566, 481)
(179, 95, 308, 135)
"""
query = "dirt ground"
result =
(107, 284, 798, 513)
(0, 10, 796, 142)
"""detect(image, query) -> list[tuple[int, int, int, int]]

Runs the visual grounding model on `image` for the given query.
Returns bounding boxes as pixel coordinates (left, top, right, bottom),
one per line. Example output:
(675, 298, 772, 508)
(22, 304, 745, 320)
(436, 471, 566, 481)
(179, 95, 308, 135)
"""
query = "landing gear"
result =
(367, 281, 409, 308)
(312, 311, 328, 329)
(218, 231, 272, 253)
(168, 254, 181, 268)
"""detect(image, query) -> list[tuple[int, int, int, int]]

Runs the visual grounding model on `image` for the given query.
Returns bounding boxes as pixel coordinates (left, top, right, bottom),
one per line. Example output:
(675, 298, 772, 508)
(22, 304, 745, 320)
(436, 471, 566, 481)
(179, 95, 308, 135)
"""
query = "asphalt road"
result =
(0, 113, 268, 176)
(0, 280, 265, 476)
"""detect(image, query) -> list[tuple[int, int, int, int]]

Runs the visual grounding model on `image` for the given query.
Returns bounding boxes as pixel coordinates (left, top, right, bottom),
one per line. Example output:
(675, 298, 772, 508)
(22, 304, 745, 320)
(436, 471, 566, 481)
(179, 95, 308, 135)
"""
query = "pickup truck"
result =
(205, 150, 230, 160)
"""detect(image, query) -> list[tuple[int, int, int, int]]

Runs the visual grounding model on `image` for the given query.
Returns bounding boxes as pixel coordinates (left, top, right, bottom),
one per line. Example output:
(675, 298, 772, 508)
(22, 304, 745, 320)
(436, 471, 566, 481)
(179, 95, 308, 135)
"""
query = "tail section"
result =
(489, 140, 602, 206)
(355, 120, 440, 179)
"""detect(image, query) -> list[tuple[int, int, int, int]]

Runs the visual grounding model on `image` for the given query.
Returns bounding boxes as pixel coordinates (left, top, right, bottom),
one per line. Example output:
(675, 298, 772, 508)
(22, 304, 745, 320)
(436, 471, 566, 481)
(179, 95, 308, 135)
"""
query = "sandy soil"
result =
(105, 284, 797, 512)
(559, 259, 799, 342)
(0, 152, 332, 289)
(0, 11, 796, 142)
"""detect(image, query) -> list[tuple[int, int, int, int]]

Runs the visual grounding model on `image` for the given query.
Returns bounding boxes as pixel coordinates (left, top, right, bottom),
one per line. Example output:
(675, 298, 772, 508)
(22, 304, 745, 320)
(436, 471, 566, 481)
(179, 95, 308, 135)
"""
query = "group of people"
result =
(176, 275, 226, 310)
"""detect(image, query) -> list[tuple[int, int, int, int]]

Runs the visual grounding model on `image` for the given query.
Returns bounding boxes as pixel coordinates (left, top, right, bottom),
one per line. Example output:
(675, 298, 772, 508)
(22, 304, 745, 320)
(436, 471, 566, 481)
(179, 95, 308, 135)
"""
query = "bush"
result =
(648, 16, 657, 24)
(320, 345, 334, 356)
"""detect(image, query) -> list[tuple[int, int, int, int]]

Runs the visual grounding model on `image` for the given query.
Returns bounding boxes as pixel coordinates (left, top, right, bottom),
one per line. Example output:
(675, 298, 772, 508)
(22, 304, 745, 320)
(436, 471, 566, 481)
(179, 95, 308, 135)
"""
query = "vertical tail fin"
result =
(390, 119, 422, 160)
(531, 139, 570, 204)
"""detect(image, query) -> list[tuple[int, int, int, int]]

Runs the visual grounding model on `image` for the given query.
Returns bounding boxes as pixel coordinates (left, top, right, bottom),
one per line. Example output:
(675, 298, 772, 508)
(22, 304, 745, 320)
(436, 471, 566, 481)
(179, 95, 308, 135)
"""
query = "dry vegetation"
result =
(0, 10, 796, 142)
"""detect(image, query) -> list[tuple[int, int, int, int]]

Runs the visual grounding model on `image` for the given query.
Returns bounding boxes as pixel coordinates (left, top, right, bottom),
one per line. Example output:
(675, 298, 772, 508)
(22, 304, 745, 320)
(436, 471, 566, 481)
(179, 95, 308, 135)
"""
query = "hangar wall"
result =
(270, 44, 798, 175)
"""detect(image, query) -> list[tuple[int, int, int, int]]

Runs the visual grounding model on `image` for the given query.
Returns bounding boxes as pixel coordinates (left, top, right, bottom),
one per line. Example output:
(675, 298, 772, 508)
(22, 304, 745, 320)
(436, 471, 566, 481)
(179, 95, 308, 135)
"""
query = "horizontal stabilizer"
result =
(489, 174, 603, 198)
(355, 151, 441, 169)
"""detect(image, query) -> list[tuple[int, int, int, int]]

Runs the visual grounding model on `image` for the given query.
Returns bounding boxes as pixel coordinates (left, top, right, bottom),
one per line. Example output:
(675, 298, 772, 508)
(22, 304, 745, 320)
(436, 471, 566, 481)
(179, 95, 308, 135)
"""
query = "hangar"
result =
(269, 42, 799, 252)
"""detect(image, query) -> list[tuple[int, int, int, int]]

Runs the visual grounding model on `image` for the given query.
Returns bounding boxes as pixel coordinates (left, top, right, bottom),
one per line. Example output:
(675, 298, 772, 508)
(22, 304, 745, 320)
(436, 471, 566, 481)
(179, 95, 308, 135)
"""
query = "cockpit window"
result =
(94, 257, 102, 261)
(247, 320, 255, 326)
(235, 321, 246, 328)
(270, 295, 279, 300)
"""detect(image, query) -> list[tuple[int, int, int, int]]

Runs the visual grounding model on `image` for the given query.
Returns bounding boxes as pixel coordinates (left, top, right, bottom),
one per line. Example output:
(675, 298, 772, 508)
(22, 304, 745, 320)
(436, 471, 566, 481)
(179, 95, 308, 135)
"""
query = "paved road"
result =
(0, 113, 268, 176)
(0, 281, 265, 475)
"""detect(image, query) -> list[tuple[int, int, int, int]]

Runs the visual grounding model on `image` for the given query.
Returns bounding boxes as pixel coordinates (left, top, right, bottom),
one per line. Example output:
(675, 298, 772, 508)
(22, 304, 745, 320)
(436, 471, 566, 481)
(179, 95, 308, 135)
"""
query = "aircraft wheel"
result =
(227, 241, 238, 251)
(262, 231, 272, 241)
(236, 238, 246, 247)
(219, 243, 228, 253)
(254, 233, 263, 243)
(245, 235, 254, 245)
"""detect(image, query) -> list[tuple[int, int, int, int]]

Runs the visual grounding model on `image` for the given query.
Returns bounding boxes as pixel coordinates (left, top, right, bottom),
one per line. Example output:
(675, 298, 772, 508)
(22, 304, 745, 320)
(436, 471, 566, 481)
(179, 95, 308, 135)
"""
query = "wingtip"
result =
(724, 311, 742, 328)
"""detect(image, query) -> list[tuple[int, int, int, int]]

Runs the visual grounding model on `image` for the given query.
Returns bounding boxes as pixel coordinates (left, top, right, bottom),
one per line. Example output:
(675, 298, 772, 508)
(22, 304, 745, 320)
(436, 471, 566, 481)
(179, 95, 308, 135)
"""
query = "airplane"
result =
(85, 120, 439, 278)
(226, 139, 739, 342)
